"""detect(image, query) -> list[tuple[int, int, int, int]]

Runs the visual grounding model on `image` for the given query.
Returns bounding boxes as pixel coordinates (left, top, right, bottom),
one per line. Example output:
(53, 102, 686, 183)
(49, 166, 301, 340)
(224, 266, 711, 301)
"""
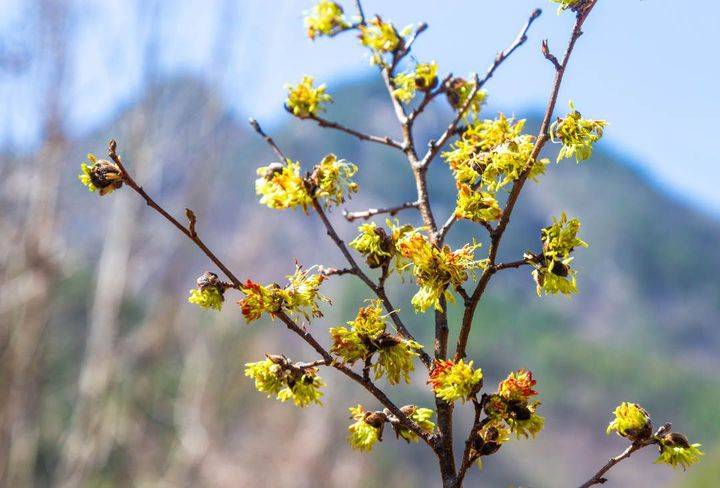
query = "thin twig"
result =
(354, 0, 366, 26)
(477, 9, 543, 90)
(108, 140, 241, 288)
(578, 423, 671, 488)
(343, 201, 419, 222)
(248, 118, 287, 161)
(493, 257, 534, 272)
(308, 114, 404, 150)
(320, 266, 357, 277)
(407, 73, 453, 124)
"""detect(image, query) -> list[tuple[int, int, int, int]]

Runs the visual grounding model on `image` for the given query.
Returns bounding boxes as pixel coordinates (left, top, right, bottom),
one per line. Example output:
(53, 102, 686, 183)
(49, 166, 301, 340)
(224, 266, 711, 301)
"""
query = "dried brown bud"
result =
(197, 271, 222, 290)
(90, 160, 123, 195)
(661, 432, 691, 449)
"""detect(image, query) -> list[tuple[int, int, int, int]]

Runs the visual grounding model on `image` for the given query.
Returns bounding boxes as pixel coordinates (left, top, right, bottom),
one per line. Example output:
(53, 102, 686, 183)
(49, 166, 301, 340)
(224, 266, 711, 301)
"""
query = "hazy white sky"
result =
(2, 0, 719, 215)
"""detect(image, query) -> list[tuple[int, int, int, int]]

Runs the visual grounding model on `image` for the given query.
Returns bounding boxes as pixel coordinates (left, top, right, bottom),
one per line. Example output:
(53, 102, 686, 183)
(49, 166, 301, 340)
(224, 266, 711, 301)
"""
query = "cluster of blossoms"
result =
(443, 114, 548, 224)
(528, 212, 588, 296)
(304, 0, 350, 40)
(349, 219, 413, 270)
(285, 76, 333, 118)
(358, 16, 411, 65)
(396, 228, 484, 312)
(607, 402, 703, 470)
(392, 61, 438, 103)
(329, 300, 422, 384)
(445, 77, 488, 118)
(187, 272, 230, 311)
(77, 153, 124, 196)
(244, 354, 325, 407)
(347, 404, 436, 451)
(550, 101, 607, 162)
(467, 370, 544, 467)
(255, 154, 358, 211)
(309, 153, 358, 206)
(237, 264, 329, 323)
(428, 359, 483, 403)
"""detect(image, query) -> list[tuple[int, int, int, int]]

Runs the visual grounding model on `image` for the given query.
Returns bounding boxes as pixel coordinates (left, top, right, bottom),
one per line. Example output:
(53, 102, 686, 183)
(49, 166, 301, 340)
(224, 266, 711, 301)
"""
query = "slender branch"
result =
(248, 118, 287, 162)
(276, 311, 434, 447)
(493, 257, 534, 272)
(407, 73, 453, 124)
(578, 423, 671, 488)
(390, 22, 428, 73)
(354, 0, 366, 26)
(107, 140, 241, 288)
(455, 1, 600, 362)
(343, 200, 419, 222)
(478, 9, 543, 90)
(307, 114, 404, 150)
(319, 266, 357, 277)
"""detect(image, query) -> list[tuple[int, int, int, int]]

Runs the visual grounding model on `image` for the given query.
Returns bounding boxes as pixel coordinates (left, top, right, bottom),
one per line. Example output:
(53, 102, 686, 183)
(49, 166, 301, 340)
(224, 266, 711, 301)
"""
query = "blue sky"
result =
(2, 0, 719, 215)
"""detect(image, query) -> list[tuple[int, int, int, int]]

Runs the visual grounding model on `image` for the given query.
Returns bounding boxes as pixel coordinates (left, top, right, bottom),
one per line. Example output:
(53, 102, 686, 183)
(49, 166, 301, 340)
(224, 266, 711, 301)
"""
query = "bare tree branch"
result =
(307, 114, 404, 150)
(108, 140, 242, 288)
(248, 118, 287, 161)
(343, 200, 419, 222)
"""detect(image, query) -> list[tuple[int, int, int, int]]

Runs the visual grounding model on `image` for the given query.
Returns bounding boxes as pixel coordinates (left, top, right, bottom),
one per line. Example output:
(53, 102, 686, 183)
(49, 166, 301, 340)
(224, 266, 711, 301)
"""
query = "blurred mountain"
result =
(2, 75, 718, 487)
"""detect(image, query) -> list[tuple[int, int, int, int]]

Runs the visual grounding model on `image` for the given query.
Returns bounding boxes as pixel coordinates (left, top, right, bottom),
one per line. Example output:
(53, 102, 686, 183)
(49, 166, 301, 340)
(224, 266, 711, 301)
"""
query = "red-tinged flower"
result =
(498, 369, 538, 401)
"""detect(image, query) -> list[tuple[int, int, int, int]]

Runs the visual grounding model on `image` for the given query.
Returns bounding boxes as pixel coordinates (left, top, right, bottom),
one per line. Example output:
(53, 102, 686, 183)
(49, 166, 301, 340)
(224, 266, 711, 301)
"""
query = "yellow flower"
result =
(396, 229, 482, 312)
(655, 433, 704, 470)
(311, 153, 358, 207)
(551, 0, 581, 13)
(347, 405, 386, 451)
(304, 1, 350, 40)
(244, 356, 325, 408)
(255, 161, 312, 211)
(359, 16, 406, 65)
(349, 222, 394, 268)
(606, 402, 652, 440)
(392, 61, 438, 103)
(428, 359, 483, 403)
(285, 76, 332, 118)
(454, 184, 502, 223)
(187, 271, 227, 311)
(445, 77, 487, 118)
(550, 101, 607, 162)
(78, 153, 124, 196)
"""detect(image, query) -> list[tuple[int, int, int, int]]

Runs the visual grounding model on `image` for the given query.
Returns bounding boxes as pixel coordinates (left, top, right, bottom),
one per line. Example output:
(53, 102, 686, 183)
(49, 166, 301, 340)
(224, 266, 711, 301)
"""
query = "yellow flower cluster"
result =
(484, 369, 544, 441)
(256, 156, 359, 211)
(445, 77, 488, 118)
(606, 402, 652, 440)
(244, 355, 325, 408)
(550, 101, 607, 162)
(238, 265, 328, 323)
(304, 1, 350, 40)
(77, 153, 124, 196)
(329, 300, 422, 384)
(347, 405, 386, 451)
(396, 229, 483, 312)
(359, 16, 410, 65)
(310, 153, 358, 207)
(428, 359, 483, 403)
(392, 61, 438, 103)
(285, 76, 332, 118)
(187, 272, 227, 311)
(443, 114, 548, 226)
(255, 161, 312, 211)
(469, 421, 511, 468)
(530, 212, 588, 296)
(655, 433, 704, 470)
(349, 219, 413, 270)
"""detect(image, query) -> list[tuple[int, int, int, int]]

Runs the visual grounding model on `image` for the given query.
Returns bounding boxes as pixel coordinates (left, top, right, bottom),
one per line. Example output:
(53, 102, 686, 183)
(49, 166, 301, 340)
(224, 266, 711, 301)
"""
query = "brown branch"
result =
(308, 114, 404, 151)
(407, 73, 454, 124)
(478, 9, 543, 89)
(354, 0, 366, 26)
(454, 0, 600, 362)
(248, 118, 287, 161)
(107, 140, 241, 288)
(343, 200, 419, 222)
(319, 266, 357, 277)
(390, 22, 428, 73)
(276, 311, 435, 447)
(493, 257, 534, 272)
(578, 423, 671, 488)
